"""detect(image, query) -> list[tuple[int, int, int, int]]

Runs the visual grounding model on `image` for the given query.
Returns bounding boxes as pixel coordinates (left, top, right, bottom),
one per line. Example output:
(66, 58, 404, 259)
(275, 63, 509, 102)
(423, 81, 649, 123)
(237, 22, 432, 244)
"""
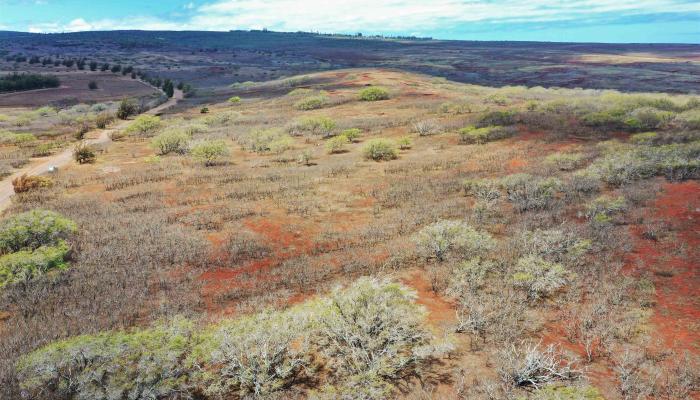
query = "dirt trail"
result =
(0, 89, 183, 212)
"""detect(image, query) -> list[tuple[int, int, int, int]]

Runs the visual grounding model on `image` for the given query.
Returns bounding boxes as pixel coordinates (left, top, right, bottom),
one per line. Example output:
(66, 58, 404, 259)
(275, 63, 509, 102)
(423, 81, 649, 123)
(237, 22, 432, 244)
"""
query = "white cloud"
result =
(24, 0, 700, 34)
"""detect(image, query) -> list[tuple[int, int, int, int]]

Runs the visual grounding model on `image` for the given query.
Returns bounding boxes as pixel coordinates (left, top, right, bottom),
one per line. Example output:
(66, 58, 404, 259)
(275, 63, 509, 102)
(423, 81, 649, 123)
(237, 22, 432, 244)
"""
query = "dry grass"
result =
(0, 69, 698, 399)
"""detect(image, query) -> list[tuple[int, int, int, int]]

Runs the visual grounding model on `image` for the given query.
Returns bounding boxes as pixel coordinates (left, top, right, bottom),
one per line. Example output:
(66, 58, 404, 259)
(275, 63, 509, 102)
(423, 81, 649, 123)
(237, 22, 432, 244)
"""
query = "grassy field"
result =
(0, 66, 697, 399)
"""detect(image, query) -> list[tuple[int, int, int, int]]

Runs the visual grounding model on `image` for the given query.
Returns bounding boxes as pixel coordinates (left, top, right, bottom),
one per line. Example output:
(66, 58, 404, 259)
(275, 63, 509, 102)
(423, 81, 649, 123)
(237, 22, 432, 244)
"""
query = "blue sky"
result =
(1, 0, 699, 43)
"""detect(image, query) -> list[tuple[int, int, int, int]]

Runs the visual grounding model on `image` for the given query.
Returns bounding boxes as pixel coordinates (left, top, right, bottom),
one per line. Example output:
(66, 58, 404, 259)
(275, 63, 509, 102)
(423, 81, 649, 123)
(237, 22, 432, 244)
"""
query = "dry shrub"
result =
(12, 174, 53, 193)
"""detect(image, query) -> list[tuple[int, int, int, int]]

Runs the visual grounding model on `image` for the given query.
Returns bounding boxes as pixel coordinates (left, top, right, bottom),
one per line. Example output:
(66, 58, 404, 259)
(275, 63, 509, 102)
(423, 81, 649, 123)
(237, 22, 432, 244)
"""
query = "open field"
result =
(0, 71, 159, 107)
(1, 30, 699, 94)
(0, 64, 698, 399)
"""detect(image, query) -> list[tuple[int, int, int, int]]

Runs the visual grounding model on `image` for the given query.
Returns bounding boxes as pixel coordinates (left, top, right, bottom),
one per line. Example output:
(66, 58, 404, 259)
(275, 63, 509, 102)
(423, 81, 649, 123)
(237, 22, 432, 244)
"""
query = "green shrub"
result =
(512, 255, 569, 299)
(151, 131, 190, 155)
(31, 143, 53, 157)
(499, 174, 562, 212)
(362, 139, 397, 161)
(674, 110, 700, 130)
(17, 318, 201, 400)
(590, 141, 700, 185)
(288, 116, 336, 137)
(73, 142, 96, 164)
(247, 129, 294, 154)
(624, 107, 673, 131)
(94, 112, 115, 129)
(0, 209, 76, 254)
(413, 220, 494, 262)
(529, 385, 604, 400)
(17, 277, 441, 400)
(545, 152, 585, 171)
(358, 86, 389, 101)
(463, 178, 501, 201)
(458, 125, 516, 144)
(340, 128, 361, 142)
(34, 106, 57, 117)
(125, 115, 162, 137)
(397, 136, 412, 150)
(0, 131, 37, 146)
(191, 140, 229, 166)
(0, 241, 70, 287)
(116, 99, 138, 120)
(295, 95, 328, 110)
(629, 132, 658, 145)
(287, 88, 313, 97)
(325, 135, 349, 154)
(313, 278, 439, 397)
(227, 96, 241, 104)
(200, 309, 313, 398)
(476, 110, 517, 127)
(584, 195, 626, 224)
(567, 170, 601, 194)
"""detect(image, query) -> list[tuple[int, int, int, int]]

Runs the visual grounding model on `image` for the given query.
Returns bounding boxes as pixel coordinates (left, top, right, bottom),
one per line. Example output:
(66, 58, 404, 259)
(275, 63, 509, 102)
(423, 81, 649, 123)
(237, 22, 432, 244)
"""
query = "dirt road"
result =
(0, 89, 183, 212)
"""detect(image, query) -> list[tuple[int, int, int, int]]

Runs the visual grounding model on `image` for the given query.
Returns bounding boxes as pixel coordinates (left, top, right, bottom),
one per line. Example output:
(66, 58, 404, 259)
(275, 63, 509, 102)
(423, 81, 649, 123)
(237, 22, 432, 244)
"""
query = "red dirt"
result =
(402, 270, 456, 329)
(625, 181, 700, 354)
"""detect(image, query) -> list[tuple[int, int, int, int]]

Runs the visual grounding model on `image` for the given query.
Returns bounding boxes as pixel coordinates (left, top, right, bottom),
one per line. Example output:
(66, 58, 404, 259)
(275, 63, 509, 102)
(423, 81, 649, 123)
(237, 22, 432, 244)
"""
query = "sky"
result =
(0, 0, 699, 43)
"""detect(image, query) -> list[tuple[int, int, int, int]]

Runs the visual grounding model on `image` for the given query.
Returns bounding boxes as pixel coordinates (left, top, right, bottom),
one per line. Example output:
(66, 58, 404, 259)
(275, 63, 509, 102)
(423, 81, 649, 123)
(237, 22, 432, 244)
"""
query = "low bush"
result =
(313, 278, 441, 397)
(125, 115, 162, 137)
(325, 135, 349, 154)
(413, 220, 494, 262)
(11, 174, 53, 194)
(545, 152, 585, 171)
(0, 131, 36, 146)
(17, 318, 201, 400)
(476, 110, 517, 127)
(512, 255, 569, 299)
(94, 112, 114, 129)
(0, 241, 70, 287)
(201, 310, 313, 398)
(463, 178, 501, 202)
(151, 130, 190, 155)
(497, 342, 580, 388)
(340, 128, 361, 142)
(247, 129, 294, 154)
(358, 86, 390, 101)
(191, 140, 230, 166)
(584, 195, 626, 224)
(116, 99, 138, 120)
(227, 96, 241, 104)
(499, 174, 561, 212)
(411, 120, 440, 136)
(87, 81, 98, 90)
(31, 143, 53, 157)
(295, 95, 328, 110)
(362, 139, 397, 161)
(397, 136, 412, 150)
(17, 277, 441, 399)
(589, 141, 700, 185)
(73, 142, 96, 164)
(459, 125, 516, 144)
(288, 116, 336, 137)
(0, 209, 76, 253)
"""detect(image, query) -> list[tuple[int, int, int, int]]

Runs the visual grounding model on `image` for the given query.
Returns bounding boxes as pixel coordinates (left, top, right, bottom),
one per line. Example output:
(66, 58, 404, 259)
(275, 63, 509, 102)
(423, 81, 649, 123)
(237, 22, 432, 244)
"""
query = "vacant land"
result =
(0, 71, 159, 107)
(0, 64, 697, 399)
(1, 30, 698, 93)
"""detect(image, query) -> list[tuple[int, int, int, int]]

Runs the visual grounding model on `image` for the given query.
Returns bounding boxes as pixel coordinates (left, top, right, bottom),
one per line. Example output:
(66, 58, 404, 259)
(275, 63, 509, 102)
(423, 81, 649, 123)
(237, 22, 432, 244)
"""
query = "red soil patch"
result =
(625, 181, 700, 354)
(506, 158, 527, 172)
(402, 270, 456, 329)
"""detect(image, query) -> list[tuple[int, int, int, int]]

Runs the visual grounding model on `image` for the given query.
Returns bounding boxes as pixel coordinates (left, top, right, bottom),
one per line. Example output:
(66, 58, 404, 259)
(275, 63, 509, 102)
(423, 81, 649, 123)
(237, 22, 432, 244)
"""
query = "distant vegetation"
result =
(0, 73, 59, 93)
